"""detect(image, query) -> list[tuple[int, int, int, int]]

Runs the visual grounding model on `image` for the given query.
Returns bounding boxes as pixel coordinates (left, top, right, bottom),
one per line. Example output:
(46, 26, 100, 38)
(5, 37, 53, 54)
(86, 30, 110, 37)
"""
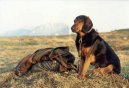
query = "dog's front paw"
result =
(77, 74, 85, 79)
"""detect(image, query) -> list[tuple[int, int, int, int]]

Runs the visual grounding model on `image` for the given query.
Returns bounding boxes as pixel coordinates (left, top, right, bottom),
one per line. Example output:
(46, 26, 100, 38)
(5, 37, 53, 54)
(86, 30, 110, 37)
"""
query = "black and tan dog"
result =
(71, 15, 121, 79)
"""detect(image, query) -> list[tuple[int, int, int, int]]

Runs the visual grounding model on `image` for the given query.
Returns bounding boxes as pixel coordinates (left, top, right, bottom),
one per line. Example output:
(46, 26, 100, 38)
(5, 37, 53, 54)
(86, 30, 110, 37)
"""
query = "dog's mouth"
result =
(72, 29, 78, 32)
(71, 26, 80, 33)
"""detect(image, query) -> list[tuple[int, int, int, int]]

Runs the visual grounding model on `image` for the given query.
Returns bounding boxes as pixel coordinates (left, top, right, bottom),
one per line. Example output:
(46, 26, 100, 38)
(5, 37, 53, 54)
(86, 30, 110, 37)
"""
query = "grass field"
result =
(0, 30, 129, 88)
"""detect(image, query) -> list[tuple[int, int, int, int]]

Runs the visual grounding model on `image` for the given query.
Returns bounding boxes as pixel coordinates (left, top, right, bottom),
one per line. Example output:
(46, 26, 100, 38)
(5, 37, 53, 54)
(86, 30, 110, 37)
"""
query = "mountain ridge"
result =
(3, 23, 70, 36)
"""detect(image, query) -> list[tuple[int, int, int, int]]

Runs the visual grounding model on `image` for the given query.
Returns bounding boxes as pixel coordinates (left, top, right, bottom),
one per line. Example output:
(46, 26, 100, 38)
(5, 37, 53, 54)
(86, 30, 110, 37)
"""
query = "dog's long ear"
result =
(82, 16, 93, 33)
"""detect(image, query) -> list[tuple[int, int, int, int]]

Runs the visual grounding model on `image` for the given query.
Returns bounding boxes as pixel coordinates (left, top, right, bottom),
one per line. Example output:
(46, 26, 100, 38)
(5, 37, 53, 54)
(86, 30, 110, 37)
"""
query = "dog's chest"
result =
(81, 46, 91, 56)
(77, 38, 92, 56)
(77, 38, 96, 63)
(81, 46, 96, 63)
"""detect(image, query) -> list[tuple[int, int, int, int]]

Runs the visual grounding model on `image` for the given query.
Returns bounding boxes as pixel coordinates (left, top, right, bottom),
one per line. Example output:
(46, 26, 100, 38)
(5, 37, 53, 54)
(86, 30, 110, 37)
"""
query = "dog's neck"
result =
(78, 29, 92, 38)
(78, 28, 93, 38)
(78, 31, 85, 38)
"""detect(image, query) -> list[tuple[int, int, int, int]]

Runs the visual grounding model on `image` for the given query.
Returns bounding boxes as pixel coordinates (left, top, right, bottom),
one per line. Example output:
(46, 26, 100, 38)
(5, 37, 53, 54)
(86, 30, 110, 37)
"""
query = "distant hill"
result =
(4, 23, 70, 36)
(113, 28, 129, 32)
(2, 26, 129, 37)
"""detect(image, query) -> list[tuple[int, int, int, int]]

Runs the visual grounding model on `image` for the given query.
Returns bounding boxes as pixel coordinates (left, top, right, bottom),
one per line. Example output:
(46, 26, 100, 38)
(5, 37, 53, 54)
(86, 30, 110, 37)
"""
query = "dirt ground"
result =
(0, 30, 129, 88)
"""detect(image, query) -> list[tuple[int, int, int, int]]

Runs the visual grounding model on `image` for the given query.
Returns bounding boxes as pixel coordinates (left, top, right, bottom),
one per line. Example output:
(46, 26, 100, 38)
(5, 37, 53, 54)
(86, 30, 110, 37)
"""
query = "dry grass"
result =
(0, 31, 129, 88)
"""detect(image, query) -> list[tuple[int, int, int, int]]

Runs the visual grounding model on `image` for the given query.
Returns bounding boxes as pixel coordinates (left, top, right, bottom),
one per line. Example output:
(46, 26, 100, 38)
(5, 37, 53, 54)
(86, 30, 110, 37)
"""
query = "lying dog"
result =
(14, 47, 77, 76)
(71, 15, 121, 79)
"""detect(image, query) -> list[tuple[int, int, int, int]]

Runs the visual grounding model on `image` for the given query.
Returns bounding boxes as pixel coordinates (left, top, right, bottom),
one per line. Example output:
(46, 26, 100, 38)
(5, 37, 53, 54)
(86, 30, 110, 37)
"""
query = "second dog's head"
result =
(71, 15, 93, 33)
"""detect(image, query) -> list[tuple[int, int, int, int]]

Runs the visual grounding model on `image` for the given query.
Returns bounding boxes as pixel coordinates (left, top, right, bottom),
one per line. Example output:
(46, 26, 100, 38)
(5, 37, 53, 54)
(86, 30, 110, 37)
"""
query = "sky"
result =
(0, 0, 129, 35)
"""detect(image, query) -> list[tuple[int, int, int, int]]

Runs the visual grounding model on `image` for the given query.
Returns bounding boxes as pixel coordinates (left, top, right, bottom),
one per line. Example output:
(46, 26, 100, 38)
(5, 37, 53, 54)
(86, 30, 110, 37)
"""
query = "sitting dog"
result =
(71, 15, 121, 79)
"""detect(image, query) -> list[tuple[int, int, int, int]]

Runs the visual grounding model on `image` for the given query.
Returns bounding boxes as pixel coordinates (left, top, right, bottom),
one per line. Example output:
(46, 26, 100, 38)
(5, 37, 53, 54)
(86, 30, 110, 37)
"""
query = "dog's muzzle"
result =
(71, 26, 79, 32)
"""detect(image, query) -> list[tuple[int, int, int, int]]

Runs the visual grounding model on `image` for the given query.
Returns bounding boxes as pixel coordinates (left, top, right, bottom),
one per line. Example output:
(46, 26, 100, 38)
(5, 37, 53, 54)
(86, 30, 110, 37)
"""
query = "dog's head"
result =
(71, 15, 93, 33)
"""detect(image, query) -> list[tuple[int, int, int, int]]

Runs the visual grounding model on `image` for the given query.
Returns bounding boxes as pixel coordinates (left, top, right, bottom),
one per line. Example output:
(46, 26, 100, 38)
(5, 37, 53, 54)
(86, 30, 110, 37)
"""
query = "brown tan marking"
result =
(92, 64, 113, 75)
(78, 47, 96, 79)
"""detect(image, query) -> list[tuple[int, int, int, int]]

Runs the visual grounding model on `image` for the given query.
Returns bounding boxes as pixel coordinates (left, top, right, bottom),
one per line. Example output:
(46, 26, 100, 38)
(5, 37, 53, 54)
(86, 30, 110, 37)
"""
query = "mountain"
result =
(113, 28, 129, 32)
(4, 23, 70, 36)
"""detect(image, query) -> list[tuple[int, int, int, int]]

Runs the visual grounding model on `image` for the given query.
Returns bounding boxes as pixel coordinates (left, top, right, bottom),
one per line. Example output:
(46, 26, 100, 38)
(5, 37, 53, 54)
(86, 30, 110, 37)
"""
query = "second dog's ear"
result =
(82, 16, 93, 33)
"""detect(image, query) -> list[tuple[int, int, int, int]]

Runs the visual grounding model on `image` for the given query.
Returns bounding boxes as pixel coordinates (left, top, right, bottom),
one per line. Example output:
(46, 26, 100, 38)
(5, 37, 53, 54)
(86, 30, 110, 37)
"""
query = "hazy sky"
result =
(0, 0, 129, 35)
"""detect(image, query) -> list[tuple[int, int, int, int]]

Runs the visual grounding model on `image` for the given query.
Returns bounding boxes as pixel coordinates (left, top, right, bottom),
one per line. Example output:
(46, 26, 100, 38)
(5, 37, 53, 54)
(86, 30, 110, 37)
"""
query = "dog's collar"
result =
(78, 28, 93, 37)
(83, 27, 93, 34)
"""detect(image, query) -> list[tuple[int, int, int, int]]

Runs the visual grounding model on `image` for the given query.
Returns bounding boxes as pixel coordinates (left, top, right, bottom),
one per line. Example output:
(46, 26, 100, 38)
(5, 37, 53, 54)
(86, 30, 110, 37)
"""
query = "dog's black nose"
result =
(71, 26, 74, 30)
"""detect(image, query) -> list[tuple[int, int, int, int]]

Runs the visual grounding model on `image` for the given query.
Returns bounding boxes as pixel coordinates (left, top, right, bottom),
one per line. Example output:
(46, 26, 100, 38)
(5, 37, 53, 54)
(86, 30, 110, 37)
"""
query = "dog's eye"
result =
(78, 20, 82, 23)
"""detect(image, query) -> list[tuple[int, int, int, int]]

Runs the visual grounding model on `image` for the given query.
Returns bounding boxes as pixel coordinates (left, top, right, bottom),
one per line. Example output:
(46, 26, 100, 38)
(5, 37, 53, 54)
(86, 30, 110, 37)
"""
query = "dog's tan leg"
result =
(78, 59, 84, 75)
(102, 64, 113, 74)
(92, 64, 113, 75)
(78, 54, 95, 79)
(78, 57, 91, 79)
